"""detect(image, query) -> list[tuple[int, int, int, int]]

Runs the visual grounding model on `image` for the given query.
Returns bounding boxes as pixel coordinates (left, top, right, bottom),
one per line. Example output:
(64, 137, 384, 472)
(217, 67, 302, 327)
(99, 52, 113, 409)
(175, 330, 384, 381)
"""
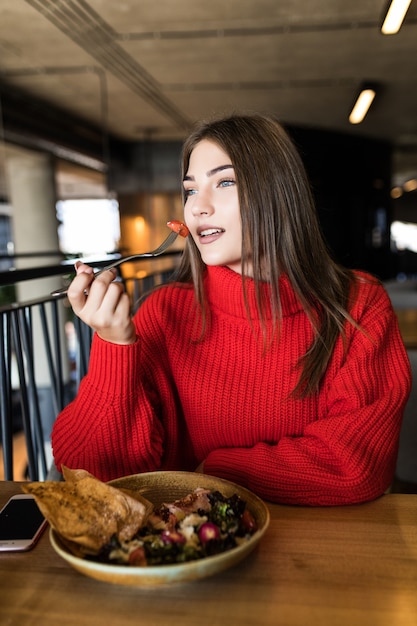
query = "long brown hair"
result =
(174, 113, 360, 396)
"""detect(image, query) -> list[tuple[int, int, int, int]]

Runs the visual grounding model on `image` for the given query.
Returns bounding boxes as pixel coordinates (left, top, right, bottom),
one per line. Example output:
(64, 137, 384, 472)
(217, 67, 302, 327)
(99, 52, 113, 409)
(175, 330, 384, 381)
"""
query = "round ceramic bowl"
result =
(50, 470, 270, 587)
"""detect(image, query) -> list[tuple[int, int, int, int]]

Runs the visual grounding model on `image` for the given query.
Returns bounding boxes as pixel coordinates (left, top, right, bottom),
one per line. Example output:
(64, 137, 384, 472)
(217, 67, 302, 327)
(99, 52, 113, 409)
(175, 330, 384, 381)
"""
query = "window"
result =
(56, 199, 120, 256)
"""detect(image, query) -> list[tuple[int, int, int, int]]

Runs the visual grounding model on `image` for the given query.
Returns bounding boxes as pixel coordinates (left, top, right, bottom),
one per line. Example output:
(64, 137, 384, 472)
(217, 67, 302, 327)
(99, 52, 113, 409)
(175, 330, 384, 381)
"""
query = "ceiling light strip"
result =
(381, 0, 413, 34)
(349, 88, 376, 124)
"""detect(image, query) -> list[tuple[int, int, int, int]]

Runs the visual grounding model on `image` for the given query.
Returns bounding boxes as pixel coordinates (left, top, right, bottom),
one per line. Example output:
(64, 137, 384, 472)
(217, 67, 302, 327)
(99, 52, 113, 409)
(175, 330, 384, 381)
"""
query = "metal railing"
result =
(0, 295, 70, 480)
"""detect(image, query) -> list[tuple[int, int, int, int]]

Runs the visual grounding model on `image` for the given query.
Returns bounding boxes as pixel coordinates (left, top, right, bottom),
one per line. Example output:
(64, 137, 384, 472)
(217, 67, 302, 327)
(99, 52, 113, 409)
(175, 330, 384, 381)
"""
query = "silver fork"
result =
(51, 230, 179, 297)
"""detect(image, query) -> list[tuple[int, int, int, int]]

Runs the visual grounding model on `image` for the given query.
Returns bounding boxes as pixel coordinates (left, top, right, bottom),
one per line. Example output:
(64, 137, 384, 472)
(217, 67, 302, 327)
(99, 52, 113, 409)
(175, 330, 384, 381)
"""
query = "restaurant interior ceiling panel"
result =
(0, 0, 416, 195)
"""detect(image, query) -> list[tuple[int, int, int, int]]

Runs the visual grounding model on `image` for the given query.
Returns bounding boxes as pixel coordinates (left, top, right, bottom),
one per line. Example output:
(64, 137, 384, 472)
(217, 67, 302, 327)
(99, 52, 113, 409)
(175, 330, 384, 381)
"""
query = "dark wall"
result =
(109, 138, 181, 194)
(287, 125, 393, 279)
(0, 82, 107, 171)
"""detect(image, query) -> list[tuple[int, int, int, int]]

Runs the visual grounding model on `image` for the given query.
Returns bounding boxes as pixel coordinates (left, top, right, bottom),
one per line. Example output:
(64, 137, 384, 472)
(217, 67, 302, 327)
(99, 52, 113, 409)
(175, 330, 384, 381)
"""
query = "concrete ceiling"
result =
(0, 0, 417, 198)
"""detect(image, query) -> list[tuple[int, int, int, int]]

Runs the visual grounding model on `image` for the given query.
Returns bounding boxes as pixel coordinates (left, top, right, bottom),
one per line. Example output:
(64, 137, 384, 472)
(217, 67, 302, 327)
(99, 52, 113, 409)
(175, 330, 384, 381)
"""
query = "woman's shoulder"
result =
(352, 269, 384, 290)
(350, 269, 393, 311)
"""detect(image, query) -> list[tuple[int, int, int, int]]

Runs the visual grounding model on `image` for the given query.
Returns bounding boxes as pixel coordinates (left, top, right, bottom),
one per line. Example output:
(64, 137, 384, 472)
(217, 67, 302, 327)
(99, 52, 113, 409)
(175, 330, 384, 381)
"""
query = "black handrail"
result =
(0, 250, 180, 287)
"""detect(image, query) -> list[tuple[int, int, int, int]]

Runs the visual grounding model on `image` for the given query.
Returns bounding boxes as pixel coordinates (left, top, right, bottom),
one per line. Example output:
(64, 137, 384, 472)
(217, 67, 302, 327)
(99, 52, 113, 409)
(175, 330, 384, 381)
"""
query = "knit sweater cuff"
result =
(86, 333, 142, 397)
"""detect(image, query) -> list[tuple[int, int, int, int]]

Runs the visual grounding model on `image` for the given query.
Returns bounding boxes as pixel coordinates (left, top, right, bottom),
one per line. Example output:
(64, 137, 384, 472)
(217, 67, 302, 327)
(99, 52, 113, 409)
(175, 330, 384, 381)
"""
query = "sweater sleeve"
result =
(51, 332, 169, 481)
(203, 282, 412, 506)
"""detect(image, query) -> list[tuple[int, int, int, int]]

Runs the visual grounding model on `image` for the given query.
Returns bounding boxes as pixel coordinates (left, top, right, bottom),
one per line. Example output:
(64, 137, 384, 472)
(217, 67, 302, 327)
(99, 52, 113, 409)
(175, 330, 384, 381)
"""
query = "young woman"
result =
(51, 114, 411, 505)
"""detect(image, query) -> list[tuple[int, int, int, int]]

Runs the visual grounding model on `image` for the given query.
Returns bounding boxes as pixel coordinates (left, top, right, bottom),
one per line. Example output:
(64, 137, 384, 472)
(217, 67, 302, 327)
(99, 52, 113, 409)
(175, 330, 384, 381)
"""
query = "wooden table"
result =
(1, 482, 416, 626)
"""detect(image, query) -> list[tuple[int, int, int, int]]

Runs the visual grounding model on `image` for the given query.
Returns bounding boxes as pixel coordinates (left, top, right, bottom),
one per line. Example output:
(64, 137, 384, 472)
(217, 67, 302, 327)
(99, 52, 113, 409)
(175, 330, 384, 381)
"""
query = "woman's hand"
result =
(67, 261, 137, 345)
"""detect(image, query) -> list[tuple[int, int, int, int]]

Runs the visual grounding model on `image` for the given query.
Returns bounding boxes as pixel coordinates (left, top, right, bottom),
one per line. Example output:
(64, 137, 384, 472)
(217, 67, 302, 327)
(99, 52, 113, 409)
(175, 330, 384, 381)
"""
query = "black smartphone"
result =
(0, 494, 47, 551)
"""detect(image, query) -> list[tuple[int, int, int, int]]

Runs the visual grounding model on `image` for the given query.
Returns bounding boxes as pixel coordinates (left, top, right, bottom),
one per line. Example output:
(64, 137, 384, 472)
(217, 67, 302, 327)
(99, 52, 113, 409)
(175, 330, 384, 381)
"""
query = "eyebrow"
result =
(183, 164, 233, 182)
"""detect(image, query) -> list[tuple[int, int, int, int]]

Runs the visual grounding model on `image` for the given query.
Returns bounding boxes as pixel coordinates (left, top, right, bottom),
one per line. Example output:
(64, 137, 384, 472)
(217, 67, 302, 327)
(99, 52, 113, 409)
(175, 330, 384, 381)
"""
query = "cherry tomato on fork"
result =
(167, 220, 190, 237)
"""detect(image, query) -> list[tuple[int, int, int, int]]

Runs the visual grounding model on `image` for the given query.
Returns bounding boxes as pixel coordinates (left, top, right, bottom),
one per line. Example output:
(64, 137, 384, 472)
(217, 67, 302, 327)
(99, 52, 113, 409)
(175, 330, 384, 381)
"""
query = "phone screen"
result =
(0, 497, 45, 540)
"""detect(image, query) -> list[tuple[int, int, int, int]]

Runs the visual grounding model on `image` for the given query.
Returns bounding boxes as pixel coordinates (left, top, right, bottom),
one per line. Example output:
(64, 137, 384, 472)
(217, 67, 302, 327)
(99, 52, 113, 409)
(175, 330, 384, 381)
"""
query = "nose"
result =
(190, 188, 215, 217)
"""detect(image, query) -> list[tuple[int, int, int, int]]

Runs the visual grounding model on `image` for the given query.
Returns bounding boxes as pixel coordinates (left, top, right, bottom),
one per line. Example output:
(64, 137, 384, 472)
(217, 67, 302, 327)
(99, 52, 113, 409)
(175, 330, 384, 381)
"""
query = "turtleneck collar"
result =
(204, 266, 304, 320)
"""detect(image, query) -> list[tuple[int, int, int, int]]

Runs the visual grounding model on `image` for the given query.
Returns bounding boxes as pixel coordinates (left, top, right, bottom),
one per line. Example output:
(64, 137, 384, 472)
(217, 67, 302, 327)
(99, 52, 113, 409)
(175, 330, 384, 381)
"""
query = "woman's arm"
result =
(51, 334, 168, 480)
(203, 286, 412, 506)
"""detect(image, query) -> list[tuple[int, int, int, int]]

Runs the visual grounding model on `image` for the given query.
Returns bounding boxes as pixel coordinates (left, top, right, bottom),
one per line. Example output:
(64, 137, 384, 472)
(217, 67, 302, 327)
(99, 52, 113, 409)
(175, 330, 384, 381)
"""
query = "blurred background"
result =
(0, 0, 417, 485)
(0, 0, 416, 278)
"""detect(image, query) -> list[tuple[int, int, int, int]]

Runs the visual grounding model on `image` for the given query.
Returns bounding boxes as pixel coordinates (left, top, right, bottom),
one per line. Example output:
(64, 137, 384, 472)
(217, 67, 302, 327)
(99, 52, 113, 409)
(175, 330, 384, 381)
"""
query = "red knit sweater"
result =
(52, 266, 411, 506)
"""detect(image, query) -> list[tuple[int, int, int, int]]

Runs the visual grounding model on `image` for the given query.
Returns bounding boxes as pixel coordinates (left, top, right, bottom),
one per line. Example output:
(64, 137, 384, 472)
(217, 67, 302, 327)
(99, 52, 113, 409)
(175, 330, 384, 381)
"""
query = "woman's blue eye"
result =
(184, 188, 197, 197)
(219, 179, 235, 187)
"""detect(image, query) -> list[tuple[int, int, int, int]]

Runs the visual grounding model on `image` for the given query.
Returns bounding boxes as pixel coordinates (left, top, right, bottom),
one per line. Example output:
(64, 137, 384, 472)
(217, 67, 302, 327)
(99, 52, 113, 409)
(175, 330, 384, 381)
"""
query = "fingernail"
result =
(74, 260, 94, 275)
